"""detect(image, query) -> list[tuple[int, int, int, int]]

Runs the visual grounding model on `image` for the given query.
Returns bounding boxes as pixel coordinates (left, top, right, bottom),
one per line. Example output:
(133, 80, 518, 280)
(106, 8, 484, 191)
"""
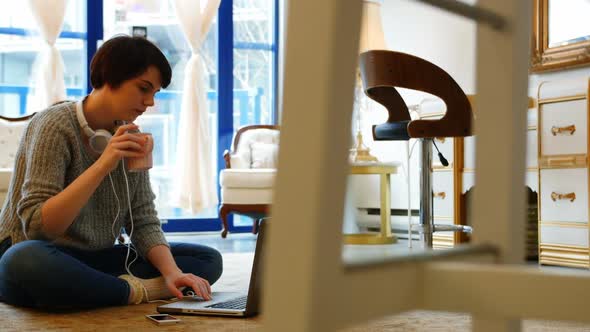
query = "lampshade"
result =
(359, 0, 387, 53)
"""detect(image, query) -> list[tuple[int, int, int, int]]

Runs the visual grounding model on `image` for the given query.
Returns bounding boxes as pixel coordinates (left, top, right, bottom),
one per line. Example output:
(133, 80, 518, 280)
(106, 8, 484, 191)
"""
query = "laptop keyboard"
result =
(206, 296, 248, 310)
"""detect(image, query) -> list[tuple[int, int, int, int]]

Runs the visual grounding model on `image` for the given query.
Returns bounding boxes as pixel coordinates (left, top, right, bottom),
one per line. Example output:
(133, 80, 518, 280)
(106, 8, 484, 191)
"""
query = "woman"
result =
(0, 35, 222, 308)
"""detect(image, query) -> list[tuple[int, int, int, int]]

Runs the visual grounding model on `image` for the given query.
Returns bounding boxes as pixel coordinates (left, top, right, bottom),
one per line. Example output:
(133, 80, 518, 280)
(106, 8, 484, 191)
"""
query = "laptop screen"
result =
(244, 219, 267, 315)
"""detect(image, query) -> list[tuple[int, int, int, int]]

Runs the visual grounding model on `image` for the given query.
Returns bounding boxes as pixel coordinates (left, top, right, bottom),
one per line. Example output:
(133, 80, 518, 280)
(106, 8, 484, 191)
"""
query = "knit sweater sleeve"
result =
(127, 170, 168, 258)
(16, 114, 71, 240)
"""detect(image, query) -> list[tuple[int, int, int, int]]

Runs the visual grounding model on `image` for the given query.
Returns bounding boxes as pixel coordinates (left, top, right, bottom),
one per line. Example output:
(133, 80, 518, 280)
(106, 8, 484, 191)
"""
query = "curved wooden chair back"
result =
(360, 50, 473, 139)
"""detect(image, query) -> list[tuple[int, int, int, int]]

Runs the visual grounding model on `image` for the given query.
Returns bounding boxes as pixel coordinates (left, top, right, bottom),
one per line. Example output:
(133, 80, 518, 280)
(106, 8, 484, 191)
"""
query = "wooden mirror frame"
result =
(531, 0, 590, 72)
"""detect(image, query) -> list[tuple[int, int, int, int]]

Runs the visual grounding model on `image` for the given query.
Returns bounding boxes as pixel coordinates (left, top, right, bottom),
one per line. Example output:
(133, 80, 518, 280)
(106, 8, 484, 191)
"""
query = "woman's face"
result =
(105, 65, 162, 123)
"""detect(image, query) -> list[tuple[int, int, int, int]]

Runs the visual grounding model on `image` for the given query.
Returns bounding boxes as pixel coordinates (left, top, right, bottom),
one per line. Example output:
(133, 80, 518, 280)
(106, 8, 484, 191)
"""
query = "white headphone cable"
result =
(121, 159, 139, 277)
(108, 173, 121, 241)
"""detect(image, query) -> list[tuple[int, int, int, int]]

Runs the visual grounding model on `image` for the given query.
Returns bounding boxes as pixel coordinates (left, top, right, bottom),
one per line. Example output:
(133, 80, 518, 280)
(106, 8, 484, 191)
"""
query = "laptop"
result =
(157, 222, 266, 317)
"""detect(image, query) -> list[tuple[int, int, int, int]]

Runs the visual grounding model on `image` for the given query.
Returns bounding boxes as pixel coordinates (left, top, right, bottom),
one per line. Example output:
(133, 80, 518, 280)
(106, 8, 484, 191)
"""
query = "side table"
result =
(344, 162, 398, 245)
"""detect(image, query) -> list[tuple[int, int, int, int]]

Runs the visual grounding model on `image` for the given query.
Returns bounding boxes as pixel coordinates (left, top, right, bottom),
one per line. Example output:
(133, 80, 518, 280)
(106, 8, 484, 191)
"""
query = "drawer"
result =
(432, 170, 454, 218)
(540, 99, 587, 157)
(526, 129, 538, 168)
(540, 168, 588, 223)
(540, 225, 589, 247)
(460, 170, 536, 195)
(527, 108, 537, 128)
(463, 136, 476, 170)
(432, 137, 454, 169)
(462, 171, 475, 194)
(538, 78, 588, 100)
(463, 129, 536, 170)
(525, 170, 538, 193)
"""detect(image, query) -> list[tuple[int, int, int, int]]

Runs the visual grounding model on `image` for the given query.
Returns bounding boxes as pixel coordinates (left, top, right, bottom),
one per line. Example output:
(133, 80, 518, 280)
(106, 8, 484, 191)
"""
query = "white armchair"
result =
(219, 125, 279, 238)
(0, 114, 35, 208)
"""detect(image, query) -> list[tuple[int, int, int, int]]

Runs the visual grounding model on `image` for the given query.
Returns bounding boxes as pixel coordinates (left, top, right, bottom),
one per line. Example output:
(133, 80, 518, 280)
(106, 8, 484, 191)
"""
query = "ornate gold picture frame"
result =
(531, 0, 590, 72)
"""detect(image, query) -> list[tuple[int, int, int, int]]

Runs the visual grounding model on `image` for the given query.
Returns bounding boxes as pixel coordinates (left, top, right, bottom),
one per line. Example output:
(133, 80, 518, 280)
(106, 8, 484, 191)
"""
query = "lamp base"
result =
(350, 131, 378, 162)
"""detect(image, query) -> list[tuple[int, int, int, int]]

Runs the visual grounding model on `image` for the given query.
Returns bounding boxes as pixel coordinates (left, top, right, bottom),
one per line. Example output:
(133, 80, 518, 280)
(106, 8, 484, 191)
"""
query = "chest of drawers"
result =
(537, 79, 589, 268)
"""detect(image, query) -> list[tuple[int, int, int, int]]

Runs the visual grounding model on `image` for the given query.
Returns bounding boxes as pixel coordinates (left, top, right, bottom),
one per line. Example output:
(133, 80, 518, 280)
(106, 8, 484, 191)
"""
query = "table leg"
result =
(380, 173, 392, 237)
(343, 168, 397, 245)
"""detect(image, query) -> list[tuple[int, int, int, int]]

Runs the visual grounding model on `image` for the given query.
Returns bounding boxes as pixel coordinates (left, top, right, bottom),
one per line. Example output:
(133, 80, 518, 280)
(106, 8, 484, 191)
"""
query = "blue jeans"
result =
(0, 238, 223, 309)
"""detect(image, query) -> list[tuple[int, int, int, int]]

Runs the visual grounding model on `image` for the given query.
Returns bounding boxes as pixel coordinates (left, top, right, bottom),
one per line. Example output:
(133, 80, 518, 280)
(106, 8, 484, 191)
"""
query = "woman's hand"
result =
(164, 271, 212, 300)
(96, 123, 148, 173)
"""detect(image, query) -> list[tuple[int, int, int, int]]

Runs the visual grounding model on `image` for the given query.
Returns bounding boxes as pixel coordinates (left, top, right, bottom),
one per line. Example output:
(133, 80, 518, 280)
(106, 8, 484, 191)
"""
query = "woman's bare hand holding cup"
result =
(97, 123, 148, 173)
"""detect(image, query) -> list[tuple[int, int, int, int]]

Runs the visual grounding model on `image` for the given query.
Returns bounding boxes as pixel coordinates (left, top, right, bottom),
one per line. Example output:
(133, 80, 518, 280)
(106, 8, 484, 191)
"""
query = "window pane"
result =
(233, 49, 273, 129)
(233, 0, 272, 43)
(63, 0, 87, 32)
(233, 0, 274, 131)
(0, 1, 36, 28)
(103, 0, 219, 219)
(232, 0, 275, 227)
(0, 1, 86, 117)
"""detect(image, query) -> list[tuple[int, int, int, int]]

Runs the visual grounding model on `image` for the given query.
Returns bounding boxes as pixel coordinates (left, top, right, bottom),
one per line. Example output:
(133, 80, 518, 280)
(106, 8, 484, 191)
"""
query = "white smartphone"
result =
(146, 314, 182, 325)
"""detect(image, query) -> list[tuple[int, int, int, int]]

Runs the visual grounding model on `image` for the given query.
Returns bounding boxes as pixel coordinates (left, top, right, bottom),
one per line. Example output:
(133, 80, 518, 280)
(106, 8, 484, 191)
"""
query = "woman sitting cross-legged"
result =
(0, 35, 222, 309)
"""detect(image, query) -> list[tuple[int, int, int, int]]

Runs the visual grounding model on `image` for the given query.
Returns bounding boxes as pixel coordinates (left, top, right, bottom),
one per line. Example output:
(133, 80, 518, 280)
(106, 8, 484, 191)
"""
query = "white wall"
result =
(381, 0, 477, 95)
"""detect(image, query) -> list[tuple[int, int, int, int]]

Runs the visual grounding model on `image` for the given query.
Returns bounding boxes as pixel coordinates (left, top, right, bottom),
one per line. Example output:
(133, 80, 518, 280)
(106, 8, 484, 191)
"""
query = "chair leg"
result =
(219, 205, 230, 238)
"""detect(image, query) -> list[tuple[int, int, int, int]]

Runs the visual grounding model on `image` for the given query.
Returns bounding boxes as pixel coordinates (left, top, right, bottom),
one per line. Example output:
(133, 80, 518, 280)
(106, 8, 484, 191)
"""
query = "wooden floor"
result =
(0, 302, 261, 331)
(2, 232, 590, 331)
(4, 300, 590, 332)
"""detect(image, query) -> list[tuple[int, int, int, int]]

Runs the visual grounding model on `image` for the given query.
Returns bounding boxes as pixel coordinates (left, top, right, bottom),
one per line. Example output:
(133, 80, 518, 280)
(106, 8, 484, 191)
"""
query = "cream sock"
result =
(119, 274, 175, 304)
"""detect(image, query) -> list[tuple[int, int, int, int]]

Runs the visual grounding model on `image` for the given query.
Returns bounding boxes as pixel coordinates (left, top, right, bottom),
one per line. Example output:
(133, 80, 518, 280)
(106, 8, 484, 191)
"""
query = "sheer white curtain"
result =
(172, 0, 221, 213)
(27, 0, 67, 112)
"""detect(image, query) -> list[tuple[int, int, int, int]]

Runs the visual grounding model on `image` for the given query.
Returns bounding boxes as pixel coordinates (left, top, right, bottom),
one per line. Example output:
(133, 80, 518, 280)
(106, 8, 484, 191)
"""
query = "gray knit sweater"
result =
(0, 102, 168, 257)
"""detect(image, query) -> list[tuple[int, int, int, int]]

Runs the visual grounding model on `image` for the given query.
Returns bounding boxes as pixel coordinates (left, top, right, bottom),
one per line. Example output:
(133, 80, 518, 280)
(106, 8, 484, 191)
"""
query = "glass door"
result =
(231, 0, 277, 228)
(103, 0, 220, 221)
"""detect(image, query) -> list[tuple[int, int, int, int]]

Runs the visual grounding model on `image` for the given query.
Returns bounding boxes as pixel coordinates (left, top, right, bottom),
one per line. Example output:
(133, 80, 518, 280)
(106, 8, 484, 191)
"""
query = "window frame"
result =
(162, 0, 279, 233)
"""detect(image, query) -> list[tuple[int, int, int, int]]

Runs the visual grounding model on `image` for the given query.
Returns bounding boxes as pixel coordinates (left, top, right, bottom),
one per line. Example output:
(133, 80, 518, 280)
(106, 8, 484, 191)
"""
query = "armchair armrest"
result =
(223, 149, 231, 168)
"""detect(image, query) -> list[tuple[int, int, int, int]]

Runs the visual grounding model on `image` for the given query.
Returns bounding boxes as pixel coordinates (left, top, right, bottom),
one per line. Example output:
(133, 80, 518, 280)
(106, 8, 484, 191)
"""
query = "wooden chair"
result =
(359, 50, 474, 248)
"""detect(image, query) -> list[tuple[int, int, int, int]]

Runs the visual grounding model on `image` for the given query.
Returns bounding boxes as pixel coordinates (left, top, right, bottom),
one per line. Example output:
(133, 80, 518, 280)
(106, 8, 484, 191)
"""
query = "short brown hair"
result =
(90, 35, 172, 89)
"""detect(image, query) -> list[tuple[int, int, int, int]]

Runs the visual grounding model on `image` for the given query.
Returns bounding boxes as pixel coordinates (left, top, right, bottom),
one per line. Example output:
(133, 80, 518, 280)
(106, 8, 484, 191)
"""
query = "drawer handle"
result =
(551, 125, 576, 136)
(551, 192, 576, 202)
(433, 191, 446, 199)
(435, 137, 446, 143)
(547, 156, 576, 166)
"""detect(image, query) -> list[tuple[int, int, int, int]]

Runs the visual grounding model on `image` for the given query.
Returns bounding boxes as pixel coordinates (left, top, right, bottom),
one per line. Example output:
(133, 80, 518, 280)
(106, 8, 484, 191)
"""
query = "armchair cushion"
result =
(220, 169, 276, 189)
(0, 116, 31, 207)
(0, 120, 28, 169)
(250, 142, 278, 168)
(230, 128, 280, 169)
(220, 167, 276, 205)
(221, 188, 274, 205)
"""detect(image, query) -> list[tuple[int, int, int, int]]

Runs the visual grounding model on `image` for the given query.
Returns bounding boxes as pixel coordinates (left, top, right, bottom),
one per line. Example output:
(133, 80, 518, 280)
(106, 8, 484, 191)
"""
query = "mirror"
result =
(531, 0, 590, 72)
